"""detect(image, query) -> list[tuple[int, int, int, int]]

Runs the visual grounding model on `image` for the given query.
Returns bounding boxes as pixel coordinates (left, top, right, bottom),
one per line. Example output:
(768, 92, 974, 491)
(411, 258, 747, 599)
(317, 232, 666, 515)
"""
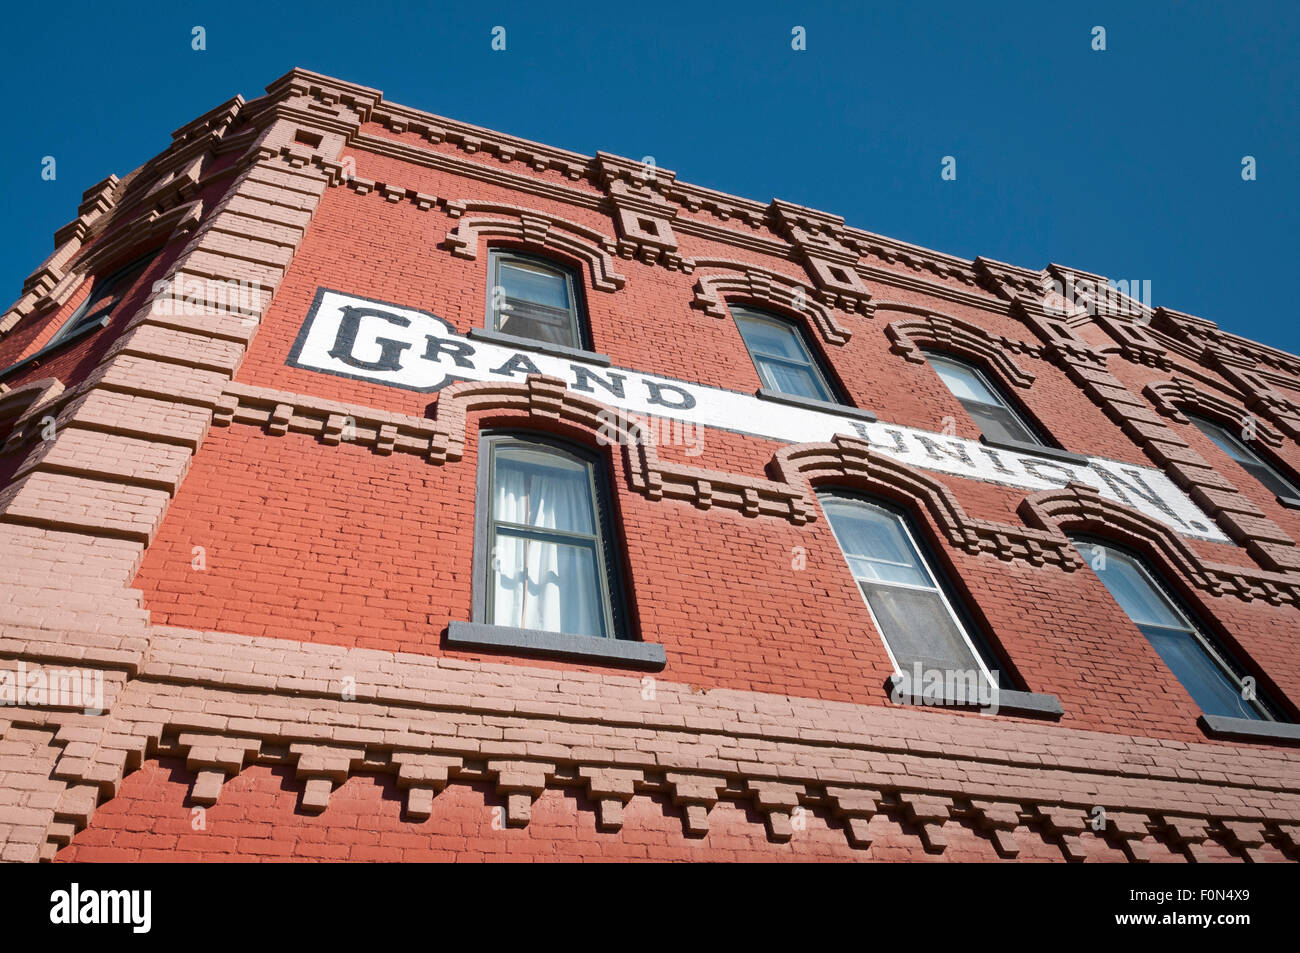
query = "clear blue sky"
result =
(3, 1, 1297, 353)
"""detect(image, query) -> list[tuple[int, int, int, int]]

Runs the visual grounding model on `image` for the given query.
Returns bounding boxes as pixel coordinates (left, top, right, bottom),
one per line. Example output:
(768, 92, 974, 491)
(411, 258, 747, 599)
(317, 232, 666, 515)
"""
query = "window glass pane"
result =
(823, 500, 930, 587)
(499, 260, 570, 309)
(931, 356, 998, 405)
(1139, 625, 1261, 720)
(1072, 541, 1186, 628)
(965, 401, 1039, 446)
(735, 313, 807, 361)
(759, 357, 832, 402)
(491, 532, 604, 637)
(497, 301, 576, 346)
(861, 583, 985, 677)
(1241, 459, 1300, 498)
(1190, 416, 1300, 497)
(493, 445, 595, 535)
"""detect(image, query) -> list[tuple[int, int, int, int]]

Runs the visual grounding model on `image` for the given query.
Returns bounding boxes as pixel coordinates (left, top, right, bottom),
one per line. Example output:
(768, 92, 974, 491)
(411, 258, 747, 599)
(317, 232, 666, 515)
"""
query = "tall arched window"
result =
(473, 432, 626, 640)
(1071, 537, 1280, 721)
(1186, 413, 1300, 505)
(820, 490, 997, 692)
(924, 351, 1042, 447)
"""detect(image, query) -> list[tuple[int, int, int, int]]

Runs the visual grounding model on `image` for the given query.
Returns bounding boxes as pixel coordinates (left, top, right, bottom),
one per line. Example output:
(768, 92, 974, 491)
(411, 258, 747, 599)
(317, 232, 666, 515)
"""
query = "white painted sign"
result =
(288, 289, 1230, 543)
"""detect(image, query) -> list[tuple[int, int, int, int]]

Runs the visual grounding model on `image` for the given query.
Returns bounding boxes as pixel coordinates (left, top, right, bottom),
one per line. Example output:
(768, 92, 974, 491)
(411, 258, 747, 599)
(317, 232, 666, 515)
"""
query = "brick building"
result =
(1, 67, 1299, 863)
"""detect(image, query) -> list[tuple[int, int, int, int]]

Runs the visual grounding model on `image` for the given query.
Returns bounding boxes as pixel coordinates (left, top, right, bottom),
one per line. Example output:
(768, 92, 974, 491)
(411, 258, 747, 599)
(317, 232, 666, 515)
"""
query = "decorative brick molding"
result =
(7, 623, 1300, 862)
(882, 308, 1038, 387)
(773, 434, 1081, 568)
(987, 276, 1300, 575)
(1145, 378, 1287, 449)
(207, 379, 1300, 603)
(1020, 483, 1300, 605)
(212, 375, 817, 524)
(442, 208, 627, 292)
(692, 262, 854, 345)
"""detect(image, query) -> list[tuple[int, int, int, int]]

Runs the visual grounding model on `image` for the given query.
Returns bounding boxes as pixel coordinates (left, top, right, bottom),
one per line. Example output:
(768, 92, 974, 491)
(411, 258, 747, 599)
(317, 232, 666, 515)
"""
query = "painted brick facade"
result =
(1, 69, 1299, 862)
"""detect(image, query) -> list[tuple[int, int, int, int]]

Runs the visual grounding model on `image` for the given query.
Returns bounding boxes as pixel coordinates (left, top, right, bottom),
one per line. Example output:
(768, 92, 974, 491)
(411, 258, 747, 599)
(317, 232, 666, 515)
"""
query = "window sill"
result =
(1198, 714, 1300, 743)
(978, 435, 1092, 467)
(0, 316, 110, 383)
(447, 620, 665, 670)
(885, 675, 1064, 718)
(469, 327, 612, 366)
(754, 388, 877, 422)
(1275, 495, 1300, 511)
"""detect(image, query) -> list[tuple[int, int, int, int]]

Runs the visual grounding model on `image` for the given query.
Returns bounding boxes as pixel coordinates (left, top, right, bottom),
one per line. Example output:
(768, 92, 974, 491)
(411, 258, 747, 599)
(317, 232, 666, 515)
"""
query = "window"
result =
(47, 251, 158, 349)
(487, 250, 584, 348)
(476, 433, 624, 640)
(1186, 414, 1300, 503)
(820, 491, 997, 692)
(925, 351, 1042, 446)
(733, 305, 837, 403)
(1072, 538, 1277, 721)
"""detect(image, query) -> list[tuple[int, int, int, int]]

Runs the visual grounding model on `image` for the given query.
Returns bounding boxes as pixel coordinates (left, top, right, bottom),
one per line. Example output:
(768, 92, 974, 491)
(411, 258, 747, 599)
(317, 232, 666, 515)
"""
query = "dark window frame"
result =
(1184, 412, 1300, 507)
(471, 429, 631, 643)
(1071, 534, 1286, 723)
(729, 303, 853, 407)
(0, 249, 160, 384)
(923, 350, 1054, 450)
(483, 248, 590, 353)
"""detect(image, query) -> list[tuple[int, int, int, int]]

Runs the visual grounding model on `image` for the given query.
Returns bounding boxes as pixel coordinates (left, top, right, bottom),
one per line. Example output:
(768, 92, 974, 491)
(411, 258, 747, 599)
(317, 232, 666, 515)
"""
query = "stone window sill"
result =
(1199, 714, 1300, 743)
(469, 327, 612, 366)
(978, 435, 1092, 467)
(755, 387, 877, 422)
(447, 620, 665, 670)
(885, 675, 1064, 718)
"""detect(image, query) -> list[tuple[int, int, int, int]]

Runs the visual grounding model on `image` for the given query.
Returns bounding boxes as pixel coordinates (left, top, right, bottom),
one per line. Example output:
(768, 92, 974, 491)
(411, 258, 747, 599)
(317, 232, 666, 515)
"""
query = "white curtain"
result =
(491, 450, 604, 638)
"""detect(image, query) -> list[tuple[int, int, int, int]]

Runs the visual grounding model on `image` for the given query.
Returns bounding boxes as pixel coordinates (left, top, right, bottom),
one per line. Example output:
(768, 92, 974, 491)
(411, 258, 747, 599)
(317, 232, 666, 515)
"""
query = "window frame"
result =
(0, 250, 159, 384)
(484, 248, 587, 352)
(923, 350, 1047, 448)
(1185, 412, 1300, 506)
(818, 489, 1002, 691)
(731, 304, 842, 406)
(471, 430, 629, 643)
(1071, 535, 1282, 722)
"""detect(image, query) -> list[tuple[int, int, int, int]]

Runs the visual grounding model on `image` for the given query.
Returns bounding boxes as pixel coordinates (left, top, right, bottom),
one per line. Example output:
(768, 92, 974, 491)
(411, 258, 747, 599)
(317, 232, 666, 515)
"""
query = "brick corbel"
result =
(1159, 814, 1218, 863)
(488, 759, 552, 827)
(824, 786, 883, 848)
(746, 779, 805, 842)
(289, 742, 367, 814)
(392, 752, 463, 820)
(969, 798, 1024, 858)
(664, 772, 727, 836)
(578, 766, 643, 832)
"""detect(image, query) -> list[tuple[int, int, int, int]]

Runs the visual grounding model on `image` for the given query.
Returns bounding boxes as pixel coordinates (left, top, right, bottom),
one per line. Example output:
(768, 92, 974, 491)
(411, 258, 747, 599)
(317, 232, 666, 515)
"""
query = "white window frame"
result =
(820, 491, 996, 689)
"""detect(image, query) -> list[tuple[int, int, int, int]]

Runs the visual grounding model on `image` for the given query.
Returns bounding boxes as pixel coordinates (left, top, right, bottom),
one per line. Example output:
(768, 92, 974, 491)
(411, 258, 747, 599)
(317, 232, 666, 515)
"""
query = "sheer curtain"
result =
(491, 446, 604, 638)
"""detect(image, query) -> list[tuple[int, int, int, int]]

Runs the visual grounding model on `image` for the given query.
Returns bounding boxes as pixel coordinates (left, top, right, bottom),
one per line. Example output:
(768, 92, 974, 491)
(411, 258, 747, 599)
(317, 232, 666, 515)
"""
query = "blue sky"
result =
(3, 1, 1297, 352)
